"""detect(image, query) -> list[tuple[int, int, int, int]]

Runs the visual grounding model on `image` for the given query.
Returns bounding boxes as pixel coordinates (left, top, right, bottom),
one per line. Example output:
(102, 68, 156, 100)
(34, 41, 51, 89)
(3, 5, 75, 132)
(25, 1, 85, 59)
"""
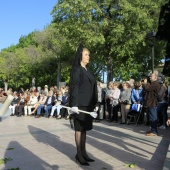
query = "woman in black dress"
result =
(69, 44, 98, 166)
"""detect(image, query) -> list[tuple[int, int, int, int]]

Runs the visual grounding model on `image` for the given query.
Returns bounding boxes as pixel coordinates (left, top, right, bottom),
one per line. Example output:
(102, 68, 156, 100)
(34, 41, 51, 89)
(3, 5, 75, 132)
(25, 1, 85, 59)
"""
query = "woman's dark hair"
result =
(72, 43, 84, 68)
(134, 81, 141, 89)
(68, 43, 85, 106)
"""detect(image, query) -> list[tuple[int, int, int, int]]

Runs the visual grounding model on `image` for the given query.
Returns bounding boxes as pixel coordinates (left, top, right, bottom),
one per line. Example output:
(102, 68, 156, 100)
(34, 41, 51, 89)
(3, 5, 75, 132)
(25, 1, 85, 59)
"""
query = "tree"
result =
(51, 0, 166, 82)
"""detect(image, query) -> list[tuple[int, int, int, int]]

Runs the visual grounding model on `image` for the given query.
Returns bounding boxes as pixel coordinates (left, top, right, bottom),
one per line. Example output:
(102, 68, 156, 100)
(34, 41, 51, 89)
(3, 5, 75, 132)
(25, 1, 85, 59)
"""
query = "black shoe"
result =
(83, 156, 95, 162)
(10, 114, 14, 116)
(36, 115, 41, 118)
(75, 155, 89, 166)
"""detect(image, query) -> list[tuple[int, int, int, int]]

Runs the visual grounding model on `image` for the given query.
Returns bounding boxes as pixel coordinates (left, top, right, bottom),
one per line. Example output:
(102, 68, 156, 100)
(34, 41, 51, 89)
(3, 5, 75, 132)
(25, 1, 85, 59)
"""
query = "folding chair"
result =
(126, 104, 143, 125)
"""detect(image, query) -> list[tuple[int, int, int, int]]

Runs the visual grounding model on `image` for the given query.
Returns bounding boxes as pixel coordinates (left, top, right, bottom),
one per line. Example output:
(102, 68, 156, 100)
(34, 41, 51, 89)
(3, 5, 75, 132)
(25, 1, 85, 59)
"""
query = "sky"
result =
(0, 0, 57, 51)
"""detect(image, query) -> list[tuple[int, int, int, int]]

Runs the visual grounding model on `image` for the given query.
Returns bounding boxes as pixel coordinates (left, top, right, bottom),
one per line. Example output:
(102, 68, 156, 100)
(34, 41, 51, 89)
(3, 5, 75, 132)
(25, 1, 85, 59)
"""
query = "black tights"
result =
(75, 131, 90, 161)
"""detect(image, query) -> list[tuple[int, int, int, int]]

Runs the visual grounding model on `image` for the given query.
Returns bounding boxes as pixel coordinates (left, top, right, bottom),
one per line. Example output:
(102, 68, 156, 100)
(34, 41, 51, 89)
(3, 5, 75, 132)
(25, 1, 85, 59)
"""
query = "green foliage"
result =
(7, 148, 14, 150)
(0, 157, 12, 164)
(0, 0, 167, 89)
(52, 0, 166, 81)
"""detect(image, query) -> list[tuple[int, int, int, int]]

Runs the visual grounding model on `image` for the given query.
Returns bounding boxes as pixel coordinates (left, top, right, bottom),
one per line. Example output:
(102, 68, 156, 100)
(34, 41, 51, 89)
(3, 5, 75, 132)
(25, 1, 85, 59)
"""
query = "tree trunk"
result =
(107, 57, 113, 84)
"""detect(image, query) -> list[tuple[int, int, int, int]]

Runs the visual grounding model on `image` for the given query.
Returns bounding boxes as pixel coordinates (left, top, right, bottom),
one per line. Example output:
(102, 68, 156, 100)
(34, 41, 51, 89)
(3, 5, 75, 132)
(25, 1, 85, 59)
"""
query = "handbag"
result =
(123, 100, 129, 105)
(131, 104, 141, 112)
(112, 99, 119, 106)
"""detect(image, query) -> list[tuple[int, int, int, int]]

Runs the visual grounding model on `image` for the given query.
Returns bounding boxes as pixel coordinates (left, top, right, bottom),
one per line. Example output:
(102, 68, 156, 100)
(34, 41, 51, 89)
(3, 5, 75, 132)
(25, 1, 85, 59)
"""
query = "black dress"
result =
(69, 66, 98, 131)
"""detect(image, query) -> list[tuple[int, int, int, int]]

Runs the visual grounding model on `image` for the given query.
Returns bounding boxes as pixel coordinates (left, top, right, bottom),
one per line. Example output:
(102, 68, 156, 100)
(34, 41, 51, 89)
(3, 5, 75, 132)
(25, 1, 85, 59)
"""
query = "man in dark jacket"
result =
(36, 91, 55, 118)
(143, 71, 160, 136)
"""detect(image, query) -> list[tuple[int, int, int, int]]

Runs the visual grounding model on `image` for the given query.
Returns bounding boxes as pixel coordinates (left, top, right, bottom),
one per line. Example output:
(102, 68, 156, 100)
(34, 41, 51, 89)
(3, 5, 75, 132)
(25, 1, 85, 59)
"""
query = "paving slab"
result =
(0, 115, 170, 170)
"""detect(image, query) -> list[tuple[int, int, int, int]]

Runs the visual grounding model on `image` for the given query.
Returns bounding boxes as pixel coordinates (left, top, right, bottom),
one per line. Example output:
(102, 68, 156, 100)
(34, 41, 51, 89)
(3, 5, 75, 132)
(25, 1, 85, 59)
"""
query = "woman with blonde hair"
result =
(31, 92, 47, 115)
(109, 81, 120, 123)
(119, 81, 132, 124)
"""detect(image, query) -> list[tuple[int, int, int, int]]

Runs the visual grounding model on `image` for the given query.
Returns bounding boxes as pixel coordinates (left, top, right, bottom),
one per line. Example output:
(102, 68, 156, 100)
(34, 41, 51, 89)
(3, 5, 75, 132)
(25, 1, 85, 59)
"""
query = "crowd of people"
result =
(0, 85, 69, 119)
(96, 71, 170, 136)
(1, 40, 169, 167)
(0, 71, 169, 135)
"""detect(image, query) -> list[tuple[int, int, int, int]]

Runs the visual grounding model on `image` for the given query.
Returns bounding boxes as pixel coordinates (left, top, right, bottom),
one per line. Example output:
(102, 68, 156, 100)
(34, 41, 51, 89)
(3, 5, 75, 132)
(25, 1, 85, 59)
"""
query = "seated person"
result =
(57, 92, 69, 119)
(36, 90, 55, 118)
(15, 92, 26, 116)
(49, 99, 62, 118)
(24, 92, 37, 116)
(9, 91, 20, 116)
(57, 90, 63, 101)
(31, 92, 47, 115)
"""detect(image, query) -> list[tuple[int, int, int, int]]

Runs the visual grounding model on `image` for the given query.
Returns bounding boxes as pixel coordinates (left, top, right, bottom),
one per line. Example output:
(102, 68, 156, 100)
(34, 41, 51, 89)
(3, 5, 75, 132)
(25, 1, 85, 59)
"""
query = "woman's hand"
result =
(71, 107, 79, 114)
(94, 106, 99, 112)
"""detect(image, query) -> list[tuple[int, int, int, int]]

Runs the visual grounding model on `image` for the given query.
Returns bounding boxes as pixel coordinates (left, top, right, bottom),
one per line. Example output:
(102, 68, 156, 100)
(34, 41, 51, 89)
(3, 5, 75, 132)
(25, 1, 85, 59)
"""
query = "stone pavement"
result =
(0, 114, 170, 170)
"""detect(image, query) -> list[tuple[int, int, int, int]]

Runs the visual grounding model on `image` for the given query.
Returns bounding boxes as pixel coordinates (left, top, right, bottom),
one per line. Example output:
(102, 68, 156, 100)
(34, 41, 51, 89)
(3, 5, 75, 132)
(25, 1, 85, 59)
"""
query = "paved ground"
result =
(0, 114, 170, 170)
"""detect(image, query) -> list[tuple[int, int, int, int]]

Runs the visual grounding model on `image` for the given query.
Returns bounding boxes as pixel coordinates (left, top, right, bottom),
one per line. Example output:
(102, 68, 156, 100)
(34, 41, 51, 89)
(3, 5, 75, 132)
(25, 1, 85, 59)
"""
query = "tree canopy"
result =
(0, 0, 168, 90)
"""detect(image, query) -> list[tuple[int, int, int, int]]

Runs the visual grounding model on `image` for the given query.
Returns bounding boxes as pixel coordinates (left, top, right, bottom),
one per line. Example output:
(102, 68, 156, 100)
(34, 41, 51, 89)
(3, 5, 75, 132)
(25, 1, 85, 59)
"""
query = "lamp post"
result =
(57, 54, 61, 88)
(145, 31, 156, 73)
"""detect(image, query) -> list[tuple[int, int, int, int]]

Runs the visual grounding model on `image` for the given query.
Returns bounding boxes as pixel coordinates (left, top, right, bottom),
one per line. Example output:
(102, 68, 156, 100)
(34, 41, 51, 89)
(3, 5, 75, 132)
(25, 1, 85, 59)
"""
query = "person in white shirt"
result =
(109, 82, 120, 122)
(31, 92, 47, 115)
(24, 92, 37, 116)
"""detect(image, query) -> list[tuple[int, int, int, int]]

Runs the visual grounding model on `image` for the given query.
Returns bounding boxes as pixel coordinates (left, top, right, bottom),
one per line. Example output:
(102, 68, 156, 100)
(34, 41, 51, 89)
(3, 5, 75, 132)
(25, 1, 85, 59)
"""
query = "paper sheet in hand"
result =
(0, 95, 14, 122)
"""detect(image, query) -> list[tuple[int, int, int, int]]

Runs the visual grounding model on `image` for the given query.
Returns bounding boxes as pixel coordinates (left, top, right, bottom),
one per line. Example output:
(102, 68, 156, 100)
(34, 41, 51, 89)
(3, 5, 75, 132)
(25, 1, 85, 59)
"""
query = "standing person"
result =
(157, 83, 168, 129)
(109, 82, 120, 123)
(131, 81, 144, 123)
(69, 44, 98, 166)
(105, 81, 114, 120)
(142, 71, 160, 136)
(44, 85, 48, 96)
(119, 81, 132, 124)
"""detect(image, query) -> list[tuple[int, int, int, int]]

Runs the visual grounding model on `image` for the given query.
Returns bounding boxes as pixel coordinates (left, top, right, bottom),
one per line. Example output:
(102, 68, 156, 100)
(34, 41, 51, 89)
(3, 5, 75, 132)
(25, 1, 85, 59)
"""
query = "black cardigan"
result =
(69, 66, 98, 110)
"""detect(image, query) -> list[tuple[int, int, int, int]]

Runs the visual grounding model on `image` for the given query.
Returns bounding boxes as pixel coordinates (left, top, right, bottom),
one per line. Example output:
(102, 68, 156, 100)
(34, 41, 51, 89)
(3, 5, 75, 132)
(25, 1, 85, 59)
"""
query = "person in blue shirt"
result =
(131, 81, 144, 122)
(131, 81, 143, 104)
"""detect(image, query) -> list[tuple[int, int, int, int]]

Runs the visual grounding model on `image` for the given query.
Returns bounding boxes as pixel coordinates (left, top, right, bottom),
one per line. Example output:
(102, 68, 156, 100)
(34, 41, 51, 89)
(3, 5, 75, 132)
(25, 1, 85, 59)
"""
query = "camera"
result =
(157, 72, 165, 84)
(141, 73, 151, 84)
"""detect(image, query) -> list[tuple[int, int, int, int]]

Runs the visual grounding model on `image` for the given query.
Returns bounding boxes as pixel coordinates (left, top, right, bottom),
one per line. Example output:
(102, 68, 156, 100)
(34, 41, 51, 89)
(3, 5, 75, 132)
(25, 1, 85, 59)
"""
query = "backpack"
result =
(155, 85, 165, 102)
